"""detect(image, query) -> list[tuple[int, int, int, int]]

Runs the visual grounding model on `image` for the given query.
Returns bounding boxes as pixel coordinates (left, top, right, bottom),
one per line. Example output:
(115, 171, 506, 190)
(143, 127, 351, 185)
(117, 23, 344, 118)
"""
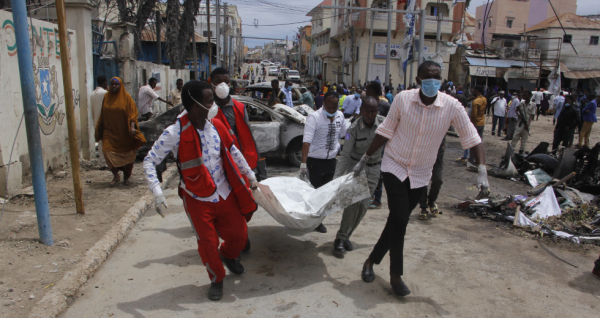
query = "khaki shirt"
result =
(334, 116, 384, 178)
(169, 88, 182, 108)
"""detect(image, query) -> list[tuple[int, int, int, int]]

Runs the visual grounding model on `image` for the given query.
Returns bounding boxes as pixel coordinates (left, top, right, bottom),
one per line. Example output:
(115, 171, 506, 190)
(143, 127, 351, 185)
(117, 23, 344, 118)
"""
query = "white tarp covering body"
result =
(252, 172, 370, 231)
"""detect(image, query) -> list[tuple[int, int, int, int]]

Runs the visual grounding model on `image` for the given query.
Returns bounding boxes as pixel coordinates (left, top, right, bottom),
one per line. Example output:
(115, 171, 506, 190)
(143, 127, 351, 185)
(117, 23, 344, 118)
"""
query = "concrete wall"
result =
(528, 27, 600, 71)
(0, 10, 81, 197)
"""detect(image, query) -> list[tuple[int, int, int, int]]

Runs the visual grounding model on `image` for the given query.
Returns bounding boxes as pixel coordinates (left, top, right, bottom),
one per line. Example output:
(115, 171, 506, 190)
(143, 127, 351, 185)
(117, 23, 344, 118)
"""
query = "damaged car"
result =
(137, 97, 306, 167)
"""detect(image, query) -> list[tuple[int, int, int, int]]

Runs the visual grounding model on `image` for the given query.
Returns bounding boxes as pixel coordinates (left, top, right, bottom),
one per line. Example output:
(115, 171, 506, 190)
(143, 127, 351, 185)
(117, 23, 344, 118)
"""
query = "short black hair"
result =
(362, 96, 378, 108)
(384, 85, 390, 93)
(367, 81, 382, 96)
(176, 78, 183, 83)
(97, 75, 107, 87)
(181, 80, 212, 112)
(285, 80, 293, 86)
(324, 91, 338, 103)
(210, 67, 229, 80)
(301, 88, 307, 93)
(271, 79, 279, 85)
(474, 86, 484, 94)
(417, 60, 441, 77)
(149, 77, 157, 84)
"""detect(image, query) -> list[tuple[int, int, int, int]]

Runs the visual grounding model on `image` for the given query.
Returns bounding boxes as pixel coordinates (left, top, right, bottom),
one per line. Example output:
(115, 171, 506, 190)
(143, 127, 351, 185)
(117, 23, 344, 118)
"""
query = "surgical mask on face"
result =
(419, 78, 442, 97)
(188, 91, 219, 119)
(325, 109, 336, 117)
(213, 82, 230, 99)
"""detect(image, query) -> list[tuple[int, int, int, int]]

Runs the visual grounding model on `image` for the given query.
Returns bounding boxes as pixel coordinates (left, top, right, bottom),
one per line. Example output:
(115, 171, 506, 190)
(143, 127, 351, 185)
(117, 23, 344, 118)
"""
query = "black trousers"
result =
(369, 174, 425, 276)
(552, 127, 574, 151)
(307, 157, 337, 188)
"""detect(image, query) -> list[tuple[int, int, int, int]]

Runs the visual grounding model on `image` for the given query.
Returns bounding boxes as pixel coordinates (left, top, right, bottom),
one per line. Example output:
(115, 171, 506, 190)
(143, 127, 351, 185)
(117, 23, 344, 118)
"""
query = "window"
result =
(591, 36, 599, 45)
(489, 19, 492, 27)
(430, 6, 439, 16)
(506, 19, 513, 28)
(203, 31, 213, 38)
(478, 21, 481, 30)
(563, 34, 572, 43)
(504, 40, 514, 48)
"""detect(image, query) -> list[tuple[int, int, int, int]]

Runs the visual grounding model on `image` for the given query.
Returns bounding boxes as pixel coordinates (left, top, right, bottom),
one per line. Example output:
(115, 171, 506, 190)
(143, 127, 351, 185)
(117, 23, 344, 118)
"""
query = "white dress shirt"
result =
(138, 84, 159, 115)
(143, 116, 255, 203)
(492, 97, 507, 117)
(342, 94, 362, 115)
(303, 108, 348, 159)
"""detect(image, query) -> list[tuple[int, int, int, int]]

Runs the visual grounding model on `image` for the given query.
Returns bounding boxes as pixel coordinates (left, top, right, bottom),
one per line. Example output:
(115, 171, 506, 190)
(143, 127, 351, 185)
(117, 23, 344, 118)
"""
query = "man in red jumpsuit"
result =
(143, 80, 259, 301)
(210, 67, 262, 251)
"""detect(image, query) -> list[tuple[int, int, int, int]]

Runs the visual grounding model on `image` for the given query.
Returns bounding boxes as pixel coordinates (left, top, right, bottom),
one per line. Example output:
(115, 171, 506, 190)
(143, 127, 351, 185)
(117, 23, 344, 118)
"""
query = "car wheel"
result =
(286, 141, 303, 167)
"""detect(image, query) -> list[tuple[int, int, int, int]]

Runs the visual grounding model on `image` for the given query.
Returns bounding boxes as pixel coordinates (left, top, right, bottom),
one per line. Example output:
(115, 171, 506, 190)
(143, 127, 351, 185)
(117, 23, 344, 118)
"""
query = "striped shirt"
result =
(377, 89, 481, 189)
(138, 84, 159, 115)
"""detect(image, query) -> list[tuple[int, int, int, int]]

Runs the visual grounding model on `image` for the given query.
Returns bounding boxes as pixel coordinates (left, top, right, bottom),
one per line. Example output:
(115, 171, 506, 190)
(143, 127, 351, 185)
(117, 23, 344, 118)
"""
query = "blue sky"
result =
(234, 0, 597, 48)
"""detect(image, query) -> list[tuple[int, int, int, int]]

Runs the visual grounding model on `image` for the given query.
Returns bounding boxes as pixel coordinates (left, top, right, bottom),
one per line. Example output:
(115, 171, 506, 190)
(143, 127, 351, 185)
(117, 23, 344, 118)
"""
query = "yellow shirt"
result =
(470, 95, 487, 127)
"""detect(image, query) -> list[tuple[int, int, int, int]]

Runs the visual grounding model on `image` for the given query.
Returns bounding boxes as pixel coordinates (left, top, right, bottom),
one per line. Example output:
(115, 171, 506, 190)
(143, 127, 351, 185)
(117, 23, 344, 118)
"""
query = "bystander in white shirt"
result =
(138, 84, 160, 115)
(303, 108, 348, 159)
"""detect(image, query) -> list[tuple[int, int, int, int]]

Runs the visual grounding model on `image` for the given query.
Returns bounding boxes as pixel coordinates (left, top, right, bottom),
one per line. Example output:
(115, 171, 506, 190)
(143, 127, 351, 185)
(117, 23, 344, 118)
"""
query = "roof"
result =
(466, 57, 538, 68)
(140, 26, 208, 43)
(307, 0, 332, 16)
(562, 70, 600, 79)
(464, 12, 475, 27)
(523, 13, 600, 33)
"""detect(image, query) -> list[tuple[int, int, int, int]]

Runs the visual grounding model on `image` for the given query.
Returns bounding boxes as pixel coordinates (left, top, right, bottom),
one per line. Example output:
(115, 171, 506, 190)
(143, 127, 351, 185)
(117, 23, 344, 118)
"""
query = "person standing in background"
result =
(91, 75, 108, 128)
(341, 89, 362, 119)
(168, 78, 183, 108)
(576, 95, 598, 148)
(490, 91, 507, 137)
(268, 79, 286, 106)
(503, 93, 520, 141)
(553, 92, 565, 125)
(385, 86, 394, 104)
(532, 88, 543, 120)
(511, 91, 535, 154)
(298, 92, 349, 234)
(553, 95, 579, 151)
(468, 86, 486, 165)
(314, 90, 324, 110)
(282, 80, 294, 108)
(298, 86, 316, 109)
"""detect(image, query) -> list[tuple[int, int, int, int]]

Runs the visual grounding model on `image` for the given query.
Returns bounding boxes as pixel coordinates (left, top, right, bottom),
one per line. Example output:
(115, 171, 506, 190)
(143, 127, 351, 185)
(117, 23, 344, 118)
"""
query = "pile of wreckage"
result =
(456, 142, 600, 245)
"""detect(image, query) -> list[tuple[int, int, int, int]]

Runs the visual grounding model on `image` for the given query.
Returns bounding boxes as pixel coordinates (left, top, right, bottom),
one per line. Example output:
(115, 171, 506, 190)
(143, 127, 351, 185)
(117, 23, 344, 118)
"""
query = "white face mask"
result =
(213, 82, 230, 99)
(188, 90, 219, 120)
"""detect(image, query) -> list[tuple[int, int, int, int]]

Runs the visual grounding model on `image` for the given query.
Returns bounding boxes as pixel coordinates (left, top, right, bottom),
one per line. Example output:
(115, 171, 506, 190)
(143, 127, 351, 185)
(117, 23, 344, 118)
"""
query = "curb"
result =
(28, 165, 179, 318)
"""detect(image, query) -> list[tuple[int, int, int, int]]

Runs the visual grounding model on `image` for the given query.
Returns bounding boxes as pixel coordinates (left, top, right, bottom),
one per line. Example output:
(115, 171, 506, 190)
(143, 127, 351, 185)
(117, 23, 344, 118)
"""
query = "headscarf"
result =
(95, 77, 146, 152)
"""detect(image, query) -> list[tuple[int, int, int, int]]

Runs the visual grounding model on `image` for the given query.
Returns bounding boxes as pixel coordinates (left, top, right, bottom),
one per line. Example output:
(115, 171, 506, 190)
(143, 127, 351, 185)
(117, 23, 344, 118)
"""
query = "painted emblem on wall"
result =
(33, 61, 65, 135)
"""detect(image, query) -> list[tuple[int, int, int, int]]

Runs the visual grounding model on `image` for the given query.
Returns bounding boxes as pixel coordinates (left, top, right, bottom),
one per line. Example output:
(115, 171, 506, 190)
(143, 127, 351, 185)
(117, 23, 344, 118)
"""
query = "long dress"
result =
(94, 77, 146, 179)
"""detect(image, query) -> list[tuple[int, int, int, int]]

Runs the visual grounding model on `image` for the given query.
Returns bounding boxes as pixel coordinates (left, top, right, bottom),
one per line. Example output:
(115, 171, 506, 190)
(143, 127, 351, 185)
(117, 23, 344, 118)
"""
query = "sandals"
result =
(418, 208, 428, 220)
(429, 204, 439, 217)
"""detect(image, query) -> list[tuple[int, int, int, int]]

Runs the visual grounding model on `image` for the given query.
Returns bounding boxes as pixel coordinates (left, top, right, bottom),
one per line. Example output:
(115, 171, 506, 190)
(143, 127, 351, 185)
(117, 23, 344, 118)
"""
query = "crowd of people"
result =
(88, 60, 599, 301)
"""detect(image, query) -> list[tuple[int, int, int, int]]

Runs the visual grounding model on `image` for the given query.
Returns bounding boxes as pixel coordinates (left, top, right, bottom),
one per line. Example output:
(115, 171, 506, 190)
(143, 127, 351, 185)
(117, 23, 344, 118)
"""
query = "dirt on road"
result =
(0, 159, 152, 318)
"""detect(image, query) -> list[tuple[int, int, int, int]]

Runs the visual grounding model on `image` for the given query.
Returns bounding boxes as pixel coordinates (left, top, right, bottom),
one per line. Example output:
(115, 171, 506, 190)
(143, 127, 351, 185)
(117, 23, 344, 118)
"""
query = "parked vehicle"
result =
(274, 62, 281, 68)
(137, 97, 307, 167)
(268, 66, 278, 76)
(288, 70, 301, 83)
(260, 60, 272, 66)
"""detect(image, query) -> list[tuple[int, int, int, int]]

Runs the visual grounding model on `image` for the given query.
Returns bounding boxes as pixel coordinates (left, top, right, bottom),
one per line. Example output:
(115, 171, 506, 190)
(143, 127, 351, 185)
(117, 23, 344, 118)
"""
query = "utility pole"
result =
(365, 11, 374, 83)
(228, 36, 233, 74)
(215, 0, 220, 67)
(224, 4, 229, 70)
(418, 8, 426, 66)
(207, 0, 212, 73)
(299, 28, 303, 72)
(192, 21, 198, 79)
(436, 10, 442, 54)
(155, 10, 161, 64)
(12, 0, 53, 245)
(384, 0, 392, 87)
(285, 35, 288, 66)
(56, 0, 84, 216)
(350, 5, 355, 86)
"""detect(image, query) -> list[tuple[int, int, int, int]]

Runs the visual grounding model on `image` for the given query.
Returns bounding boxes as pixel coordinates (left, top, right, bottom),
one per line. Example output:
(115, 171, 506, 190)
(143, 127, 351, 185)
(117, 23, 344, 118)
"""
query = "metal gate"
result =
(92, 24, 119, 81)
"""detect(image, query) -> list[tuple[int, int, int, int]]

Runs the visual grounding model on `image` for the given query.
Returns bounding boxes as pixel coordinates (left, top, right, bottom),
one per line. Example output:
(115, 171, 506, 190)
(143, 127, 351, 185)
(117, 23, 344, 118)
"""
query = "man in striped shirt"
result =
(354, 61, 489, 297)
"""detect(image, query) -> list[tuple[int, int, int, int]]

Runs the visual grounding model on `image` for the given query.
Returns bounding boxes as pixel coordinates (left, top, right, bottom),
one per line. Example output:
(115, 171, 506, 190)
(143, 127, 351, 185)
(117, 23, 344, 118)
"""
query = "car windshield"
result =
(289, 71, 299, 76)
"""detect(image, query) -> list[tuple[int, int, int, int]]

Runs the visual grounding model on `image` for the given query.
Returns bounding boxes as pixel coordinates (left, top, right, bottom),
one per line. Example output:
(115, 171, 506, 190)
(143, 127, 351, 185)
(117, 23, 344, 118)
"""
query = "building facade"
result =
(475, 0, 577, 45)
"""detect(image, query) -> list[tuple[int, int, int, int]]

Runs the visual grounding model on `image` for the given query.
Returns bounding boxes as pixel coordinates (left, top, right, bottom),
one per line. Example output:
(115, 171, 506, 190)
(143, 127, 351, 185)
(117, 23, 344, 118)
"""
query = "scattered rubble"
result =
(456, 142, 600, 245)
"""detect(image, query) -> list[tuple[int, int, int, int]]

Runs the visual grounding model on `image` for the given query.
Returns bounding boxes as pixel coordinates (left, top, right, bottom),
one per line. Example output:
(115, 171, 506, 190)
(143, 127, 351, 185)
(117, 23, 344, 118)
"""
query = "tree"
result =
(165, 0, 201, 69)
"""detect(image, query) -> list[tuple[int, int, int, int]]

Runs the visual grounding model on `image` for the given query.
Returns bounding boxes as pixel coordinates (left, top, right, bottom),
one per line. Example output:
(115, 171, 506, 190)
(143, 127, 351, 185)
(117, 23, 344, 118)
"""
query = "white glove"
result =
(476, 164, 490, 200)
(353, 154, 371, 177)
(155, 194, 168, 218)
(298, 163, 310, 183)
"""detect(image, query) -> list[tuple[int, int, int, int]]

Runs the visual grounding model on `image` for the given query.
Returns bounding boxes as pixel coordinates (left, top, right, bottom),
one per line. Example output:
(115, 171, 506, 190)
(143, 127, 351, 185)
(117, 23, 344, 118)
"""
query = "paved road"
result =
(60, 159, 599, 318)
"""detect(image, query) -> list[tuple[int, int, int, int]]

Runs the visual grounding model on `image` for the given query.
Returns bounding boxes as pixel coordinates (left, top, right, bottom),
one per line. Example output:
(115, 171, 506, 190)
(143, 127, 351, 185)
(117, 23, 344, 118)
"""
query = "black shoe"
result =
(361, 264, 375, 283)
(344, 239, 354, 251)
(491, 132, 495, 136)
(315, 223, 327, 233)
(221, 255, 244, 275)
(519, 150, 524, 154)
(391, 279, 411, 296)
(242, 239, 250, 253)
(333, 239, 346, 257)
(208, 281, 223, 300)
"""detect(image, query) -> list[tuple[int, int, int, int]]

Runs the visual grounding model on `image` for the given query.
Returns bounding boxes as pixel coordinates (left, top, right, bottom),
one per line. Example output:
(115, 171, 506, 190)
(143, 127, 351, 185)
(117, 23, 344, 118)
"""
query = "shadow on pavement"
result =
(568, 272, 600, 296)
(144, 226, 196, 239)
(132, 249, 201, 269)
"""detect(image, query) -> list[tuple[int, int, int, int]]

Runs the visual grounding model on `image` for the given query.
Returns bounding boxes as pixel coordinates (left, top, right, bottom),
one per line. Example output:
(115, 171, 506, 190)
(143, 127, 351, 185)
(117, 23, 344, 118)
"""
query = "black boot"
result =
(315, 223, 327, 233)
(221, 255, 244, 275)
(333, 239, 346, 257)
(208, 281, 223, 300)
(344, 239, 354, 251)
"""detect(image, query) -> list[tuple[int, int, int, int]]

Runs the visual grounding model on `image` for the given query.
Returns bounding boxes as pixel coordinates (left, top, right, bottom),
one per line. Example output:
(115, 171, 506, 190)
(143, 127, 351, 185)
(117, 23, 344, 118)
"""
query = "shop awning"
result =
(562, 70, 600, 79)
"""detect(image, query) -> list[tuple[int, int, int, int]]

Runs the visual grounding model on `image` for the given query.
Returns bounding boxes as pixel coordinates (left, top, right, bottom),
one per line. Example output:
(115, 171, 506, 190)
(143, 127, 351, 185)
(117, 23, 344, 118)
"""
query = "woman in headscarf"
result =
(95, 77, 146, 185)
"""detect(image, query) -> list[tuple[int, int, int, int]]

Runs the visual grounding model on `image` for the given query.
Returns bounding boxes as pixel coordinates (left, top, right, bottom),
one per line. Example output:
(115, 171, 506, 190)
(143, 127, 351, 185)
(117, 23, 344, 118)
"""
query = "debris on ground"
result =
(455, 146, 600, 245)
